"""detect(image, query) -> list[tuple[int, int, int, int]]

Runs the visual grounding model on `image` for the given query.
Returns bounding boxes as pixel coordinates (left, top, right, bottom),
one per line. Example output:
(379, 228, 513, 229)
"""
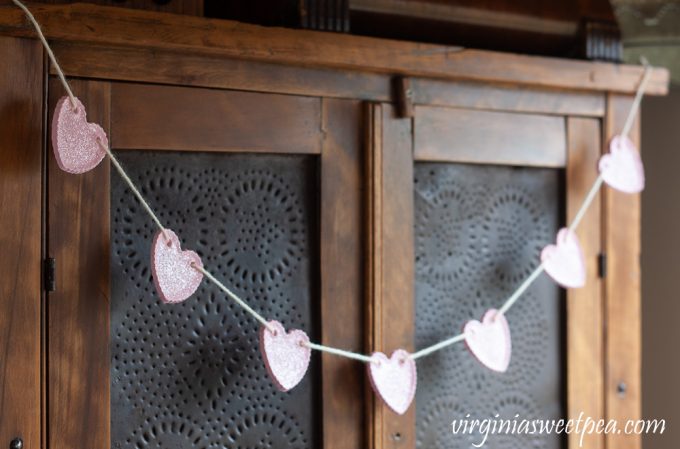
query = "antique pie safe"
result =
(0, 3, 669, 449)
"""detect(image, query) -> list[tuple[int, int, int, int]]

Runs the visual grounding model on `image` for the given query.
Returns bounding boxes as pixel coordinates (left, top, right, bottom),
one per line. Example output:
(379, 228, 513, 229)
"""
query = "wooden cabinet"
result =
(0, 3, 668, 449)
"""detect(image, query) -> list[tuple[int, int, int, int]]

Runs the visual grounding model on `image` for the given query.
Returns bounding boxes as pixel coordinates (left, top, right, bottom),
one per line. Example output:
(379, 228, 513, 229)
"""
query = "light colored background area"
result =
(641, 83, 680, 449)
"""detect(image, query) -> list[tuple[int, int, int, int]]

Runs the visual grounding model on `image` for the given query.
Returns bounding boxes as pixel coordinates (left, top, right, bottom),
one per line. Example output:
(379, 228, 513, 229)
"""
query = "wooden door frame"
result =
(366, 95, 641, 449)
(46, 78, 366, 449)
(0, 35, 43, 449)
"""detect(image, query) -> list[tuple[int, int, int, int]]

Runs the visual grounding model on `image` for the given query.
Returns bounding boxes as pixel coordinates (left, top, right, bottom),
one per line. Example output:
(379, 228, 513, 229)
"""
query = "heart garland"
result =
(599, 135, 645, 194)
(541, 228, 586, 288)
(151, 229, 204, 304)
(52, 96, 108, 174)
(44, 63, 651, 416)
(367, 349, 417, 415)
(259, 320, 312, 392)
(463, 309, 512, 373)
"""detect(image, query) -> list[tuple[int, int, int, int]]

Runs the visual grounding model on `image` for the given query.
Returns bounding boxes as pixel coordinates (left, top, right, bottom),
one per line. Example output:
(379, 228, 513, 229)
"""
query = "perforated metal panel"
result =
(414, 163, 564, 449)
(110, 151, 319, 449)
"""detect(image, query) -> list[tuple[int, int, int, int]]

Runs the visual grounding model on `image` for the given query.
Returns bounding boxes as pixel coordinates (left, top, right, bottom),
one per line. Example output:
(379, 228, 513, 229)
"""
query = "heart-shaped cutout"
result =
(541, 228, 586, 288)
(259, 320, 311, 392)
(51, 96, 108, 174)
(598, 135, 645, 194)
(151, 229, 203, 304)
(464, 309, 511, 373)
(367, 349, 416, 415)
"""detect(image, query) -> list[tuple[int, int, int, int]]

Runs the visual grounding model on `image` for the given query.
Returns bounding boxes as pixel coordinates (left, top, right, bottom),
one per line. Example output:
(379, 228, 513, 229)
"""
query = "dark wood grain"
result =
(0, 3, 669, 95)
(414, 105, 567, 167)
(412, 78, 606, 117)
(47, 77, 110, 449)
(367, 103, 415, 449)
(40, 0, 203, 15)
(604, 94, 641, 449)
(566, 117, 604, 449)
(49, 42, 607, 118)
(51, 42, 392, 103)
(0, 35, 42, 449)
(320, 98, 365, 449)
(365, 102, 382, 449)
(111, 83, 322, 154)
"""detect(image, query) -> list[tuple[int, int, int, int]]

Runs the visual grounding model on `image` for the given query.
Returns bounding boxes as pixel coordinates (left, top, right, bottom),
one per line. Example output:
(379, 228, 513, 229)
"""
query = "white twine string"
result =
(11, 0, 77, 110)
(102, 142, 277, 332)
(304, 342, 375, 363)
(15, 0, 655, 364)
(622, 57, 653, 139)
(10, 0, 276, 340)
(410, 333, 465, 360)
(193, 264, 275, 333)
(568, 175, 604, 233)
(412, 61, 653, 360)
(497, 264, 546, 316)
(99, 141, 170, 240)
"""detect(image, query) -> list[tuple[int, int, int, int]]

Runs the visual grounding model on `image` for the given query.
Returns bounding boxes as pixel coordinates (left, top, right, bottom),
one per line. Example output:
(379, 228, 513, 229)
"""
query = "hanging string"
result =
(410, 61, 653, 360)
(568, 59, 650, 239)
(410, 333, 465, 360)
(304, 342, 375, 363)
(497, 264, 545, 316)
(11, 0, 77, 111)
(14, 0, 655, 364)
(192, 264, 275, 333)
(622, 57, 653, 139)
(8, 0, 276, 335)
(568, 176, 604, 233)
(99, 141, 170, 241)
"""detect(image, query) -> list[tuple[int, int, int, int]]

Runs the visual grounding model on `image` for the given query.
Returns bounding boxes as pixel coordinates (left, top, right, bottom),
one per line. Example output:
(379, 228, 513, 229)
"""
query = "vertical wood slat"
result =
(566, 117, 604, 449)
(320, 98, 365, 449)
(366, 103, 415, 449)
(47, 78, 110, 449)
(0, 36, 43, 449)
(366, 102, 382, 449)
(604, 94, 641, 449)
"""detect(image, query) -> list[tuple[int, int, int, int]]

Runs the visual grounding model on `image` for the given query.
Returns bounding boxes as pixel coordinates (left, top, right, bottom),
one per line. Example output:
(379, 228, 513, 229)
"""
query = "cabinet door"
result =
(0, 36, 43, 449)
(367, 100, 606, 449)
(47, 79, 365, 449)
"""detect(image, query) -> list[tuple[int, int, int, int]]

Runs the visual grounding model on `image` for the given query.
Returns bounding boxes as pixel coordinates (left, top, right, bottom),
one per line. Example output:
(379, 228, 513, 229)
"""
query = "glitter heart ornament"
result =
(151, 229, 203, 304)
(464, 309, 511, 373)
(541, 228, 586, 288)
(259, 320, 311, 392)
(51, 96, 108, 174)
(367, 349, 417, 415)
(598, 135, 645, 194)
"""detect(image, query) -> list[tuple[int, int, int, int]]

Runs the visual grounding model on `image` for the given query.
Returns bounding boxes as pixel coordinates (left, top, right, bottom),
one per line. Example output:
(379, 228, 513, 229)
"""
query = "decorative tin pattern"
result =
(414, 163, 564, 449)
(111, 151, 319, 449)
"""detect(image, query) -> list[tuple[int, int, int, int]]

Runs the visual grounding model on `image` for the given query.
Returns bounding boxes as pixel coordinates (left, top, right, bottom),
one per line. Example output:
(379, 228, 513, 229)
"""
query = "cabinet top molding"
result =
(0, 2, 669, 95)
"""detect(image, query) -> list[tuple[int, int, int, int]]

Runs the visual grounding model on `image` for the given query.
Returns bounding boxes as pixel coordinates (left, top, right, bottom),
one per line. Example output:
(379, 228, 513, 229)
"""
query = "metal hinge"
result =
(44, 257, 56, 292)
(598, 253, 607, 279)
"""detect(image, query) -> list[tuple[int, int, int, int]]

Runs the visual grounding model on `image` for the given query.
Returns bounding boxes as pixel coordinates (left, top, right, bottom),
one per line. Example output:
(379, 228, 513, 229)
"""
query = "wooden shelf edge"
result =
(0, 2, 670, 95)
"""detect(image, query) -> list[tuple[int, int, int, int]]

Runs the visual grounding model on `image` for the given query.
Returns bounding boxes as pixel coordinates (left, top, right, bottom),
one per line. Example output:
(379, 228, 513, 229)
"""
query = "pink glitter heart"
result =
(51, 96, 108, 174)
(151, 229, 203, 304)
(541, 228, 586, 288)
(464, 309, 511, 373)
(367, 349, 416, 415)
(598, 135, 645, 194)
(259, 320, 311, 392)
